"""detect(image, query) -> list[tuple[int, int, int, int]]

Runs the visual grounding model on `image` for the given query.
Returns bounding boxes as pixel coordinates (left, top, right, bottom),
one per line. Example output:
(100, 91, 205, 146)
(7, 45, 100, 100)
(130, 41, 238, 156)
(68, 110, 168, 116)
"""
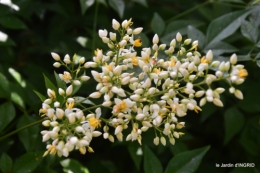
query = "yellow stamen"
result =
(94, 49, 102, 56)
(132, 56, 138, 66)
(89, 117, 101, 128)
(170, 58, 176, 67)
(153, 68, 161, 74)
(238, 69, 248, 78)
(66, 101, 74, 109)
(194, 106, 202, 113)
(201, 56, 208, 64)
(134, 38, 142, 47)
(63, 73, 71, 81)
(105, 64, 113, 71)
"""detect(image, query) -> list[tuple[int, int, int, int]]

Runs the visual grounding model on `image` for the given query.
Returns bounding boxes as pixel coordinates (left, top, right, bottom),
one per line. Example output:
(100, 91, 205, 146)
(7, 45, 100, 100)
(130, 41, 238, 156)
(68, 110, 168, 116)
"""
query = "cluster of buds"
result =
(39, 18, 248, 157)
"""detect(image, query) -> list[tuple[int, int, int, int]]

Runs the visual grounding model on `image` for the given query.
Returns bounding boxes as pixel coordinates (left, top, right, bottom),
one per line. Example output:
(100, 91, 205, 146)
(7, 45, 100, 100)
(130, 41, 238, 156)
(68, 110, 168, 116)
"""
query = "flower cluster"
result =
(39, 18, 248, 157)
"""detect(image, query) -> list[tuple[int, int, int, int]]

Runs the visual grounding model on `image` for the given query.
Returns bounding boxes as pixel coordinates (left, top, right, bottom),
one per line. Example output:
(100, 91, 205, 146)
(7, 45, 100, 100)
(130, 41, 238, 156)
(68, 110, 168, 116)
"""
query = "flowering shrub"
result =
(39, 18, 248, 157)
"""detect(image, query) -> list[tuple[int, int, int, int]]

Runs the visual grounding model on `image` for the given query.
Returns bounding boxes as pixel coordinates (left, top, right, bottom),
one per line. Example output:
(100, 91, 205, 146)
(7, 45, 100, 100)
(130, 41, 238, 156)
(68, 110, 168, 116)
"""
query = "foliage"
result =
(0, 0, 260, 173)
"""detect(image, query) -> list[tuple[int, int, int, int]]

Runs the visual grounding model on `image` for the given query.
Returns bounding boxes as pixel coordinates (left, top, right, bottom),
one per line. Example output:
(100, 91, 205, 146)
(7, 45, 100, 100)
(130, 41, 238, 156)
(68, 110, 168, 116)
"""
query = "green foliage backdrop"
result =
(0, 0, 260, 173)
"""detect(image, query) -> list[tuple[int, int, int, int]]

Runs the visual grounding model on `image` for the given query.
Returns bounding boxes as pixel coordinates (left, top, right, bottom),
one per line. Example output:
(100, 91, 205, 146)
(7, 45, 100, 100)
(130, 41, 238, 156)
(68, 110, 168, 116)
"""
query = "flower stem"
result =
(0, 118, 45, 141)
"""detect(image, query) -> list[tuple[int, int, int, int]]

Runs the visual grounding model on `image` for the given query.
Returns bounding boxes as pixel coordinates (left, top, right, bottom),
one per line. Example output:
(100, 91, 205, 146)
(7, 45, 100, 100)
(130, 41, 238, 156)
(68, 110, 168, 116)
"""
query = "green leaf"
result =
(161, 20, 204, 44)
(206, 9, 251, 44)
(241, 20, 258, 43)
(139, 33, 150, 47)
(54, 71, 66, 89)
(0, 73, 10, 98)
(43, 74, 57, 92)
(74, 96, 95, 105)
(165, 146, 210, 173)
(96, 0, 107, 6)
(249, 5, 260, 27)
(144, 146, 163, 173)
(151, 12, 165, 36)
(0, 153, 13, 173)
(187, 25, 206, 49)
(128, 145, 143, 171)
(17, 115, 39, 152)
(71, 84, 82, 96)
(12, 152, 43, 173)
(11, 92, 25, 108)
(80, 0, 95, 15)
(133, 0, 148, 7)
(60, 158, 89, 173)
(224, 107, 244, 145)
(0, 102, 15, 133)
(108, 0, 125, 18)
(33, 90, 46, 102)
(200, 102, 218, 123)
(0, 16, 27, 29)
(204, 41, 238, 56)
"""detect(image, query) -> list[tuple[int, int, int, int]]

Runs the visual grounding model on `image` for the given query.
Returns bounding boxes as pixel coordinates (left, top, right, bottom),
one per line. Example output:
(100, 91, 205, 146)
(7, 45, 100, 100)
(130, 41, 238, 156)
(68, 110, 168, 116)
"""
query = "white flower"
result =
(112, 19, 120, 30)
(98, 29, 108, 38)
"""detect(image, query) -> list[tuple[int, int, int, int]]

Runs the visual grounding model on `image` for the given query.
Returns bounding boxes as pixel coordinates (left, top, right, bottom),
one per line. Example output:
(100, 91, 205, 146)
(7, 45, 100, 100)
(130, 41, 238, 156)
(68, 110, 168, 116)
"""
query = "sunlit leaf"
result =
(8, 68, 26, 87)
(80, 0, 95, 15)
(206, 9, 251, 44)
(204, 41, 238, 55)
(0, 153, 12, 173)
(60, 158, 89, 173)
(224, 107, 244, 145)
(0, 102, 15, 133)
(165, 146, 210, 173)
(108, 0, 125, 18)
(144, 146, 163, 173)
(187, 25, 206, 49)
(17, 115, 39, 152)
(0, 16, 27, 29)
(74, 96, 95, 105)
(11, 92, 25, 108)
(151, 12, 165, 36)
(241, 20, 258, 43)
(33, 90, 46, 102)
(12, 152, 43, 173)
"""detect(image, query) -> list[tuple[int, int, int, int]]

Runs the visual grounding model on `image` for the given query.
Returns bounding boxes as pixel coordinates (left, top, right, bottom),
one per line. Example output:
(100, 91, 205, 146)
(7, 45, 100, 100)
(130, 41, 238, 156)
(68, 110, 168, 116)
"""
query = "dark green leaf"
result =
(187, 25, 206, 49)
(241, 20, 258, 43)
(0, 153, 13, 173)
(71, 84, 82, 96)
(224, 107, 244, 145)
(151, 12, 165, 36)
(96, 0, 107, 6)
(108, 0, 125, 19)
(237, 55, 252, 61)
(249, 5, 260, 27)
(54, 71, 66, 89)
(33, 90, 46, 102)
(144, 146, 163, 173)
(165, 146, 210, 173)
(133, 0, 148, 7)
(43, 74, 57, 92)
(128, 145, 143, 171)
(0, 36, 16, 46)
(80, 0, 95, 15)
(17, 115, 39, 152)
(60, 158, 89, 173)
(200, 102, 218, 122)
(162, 20, 204, 44)
(0, 102, 15, 133)
(0, 73, 10, 98)
(12, 152, 43, 173)
(0, 16, 27, 29)
(206, 9, 251, 44)
(204, 41, 238, 56)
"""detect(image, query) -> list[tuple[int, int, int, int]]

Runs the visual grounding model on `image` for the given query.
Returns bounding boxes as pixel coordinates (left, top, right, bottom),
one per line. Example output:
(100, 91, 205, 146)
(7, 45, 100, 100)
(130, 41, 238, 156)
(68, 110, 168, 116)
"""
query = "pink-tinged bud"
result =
(66, 85, 73, 96)
(133, 27, 143, 35)
(51, 52, 60, 61)
(234, 89, 243, 99)
(89, 92, 101, 98)
(176, 32, 182, 42)
(112, 19, 120, 30)
(153, 34, 159, 44)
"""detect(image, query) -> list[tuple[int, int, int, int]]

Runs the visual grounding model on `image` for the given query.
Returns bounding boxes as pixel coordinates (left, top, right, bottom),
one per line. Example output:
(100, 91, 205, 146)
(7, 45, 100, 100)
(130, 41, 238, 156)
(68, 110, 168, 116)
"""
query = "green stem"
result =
(81, 104, 103, 112)
(92, 2, 100, 53)
(0, 119, 45, 141)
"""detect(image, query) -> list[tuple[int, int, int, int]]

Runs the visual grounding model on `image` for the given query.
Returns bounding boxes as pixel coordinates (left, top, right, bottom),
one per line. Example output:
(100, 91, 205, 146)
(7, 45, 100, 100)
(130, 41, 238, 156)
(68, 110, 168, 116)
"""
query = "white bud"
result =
(176, 32, 182, 42)
(112, 19, 120, 30)
(56, 108, 64, 119)
(73, 80, 81, 86)
(58, 88, 65, 96)
(119, 40, 127, 47)
(80, 75, 90, 82)
(230, 53, 237, 64)
(133, 27, 143, 35)
(199, 98, 207, 106)
(206, 50, 213, 63)
(160, 136, 166, 146)
(42, 120, 50, 127)
(102, 37, 109, 43)
(170, 39, 176, 47)
(66, 85, 73, 96)
(115, 125, 123, 135)
(113, 66, 122, 76)
(98, 29, 108, 38)
(184, 38, 192, 45)
(234, 89, 243, 99)
(54, 101, 60, 107)
(169, 137, 175, 145)
(153, 34, 159, 44)
(53, 62, 61, 68)
(213, 98, 223, 107)
(229, 87, 235, 94)
(153, 136, 159, 146)
(89, 92, 101, 98)
(51, 52, 60, 61)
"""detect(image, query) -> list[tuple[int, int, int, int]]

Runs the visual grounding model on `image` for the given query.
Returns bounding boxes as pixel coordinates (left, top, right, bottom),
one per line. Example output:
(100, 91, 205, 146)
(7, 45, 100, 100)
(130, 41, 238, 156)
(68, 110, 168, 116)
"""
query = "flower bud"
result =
(153, 34, 159, 44)
(53, 62, 61, 68)
(133, 27, 143, 35)
(230, 53, 237, 65)
(89, 92, 102, 98)
(184, 38, 191, 45)
(98, 29, 108, 38)
(51, 52, 60, 61)
(234, 89, 243, 99)
(176, 32, 182, 42)
(213, 98, 223, 107)
(79, 57, 85, 64)
(153, 136, 159, 145)
(66, 85, 73, 96)
(58, 88, 65, 96)
(112, 19, 120, 30)
(160, 136, 166, 146)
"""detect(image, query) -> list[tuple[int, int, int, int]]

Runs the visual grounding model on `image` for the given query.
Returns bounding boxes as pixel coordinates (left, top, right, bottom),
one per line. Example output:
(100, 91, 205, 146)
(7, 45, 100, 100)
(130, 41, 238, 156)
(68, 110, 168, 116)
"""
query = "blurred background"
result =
(0, 0, 260, 173)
